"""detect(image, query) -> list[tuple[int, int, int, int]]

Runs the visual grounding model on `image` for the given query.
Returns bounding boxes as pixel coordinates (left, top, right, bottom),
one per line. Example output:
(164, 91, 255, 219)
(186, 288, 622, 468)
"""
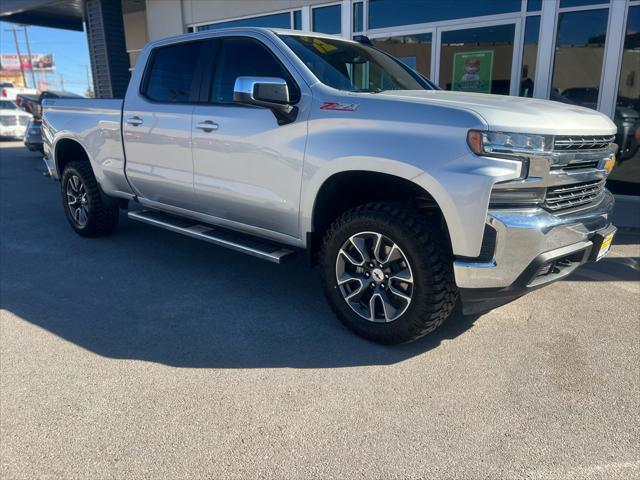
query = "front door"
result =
(191, 36, 308, 238)
(123, 39, 206, 210)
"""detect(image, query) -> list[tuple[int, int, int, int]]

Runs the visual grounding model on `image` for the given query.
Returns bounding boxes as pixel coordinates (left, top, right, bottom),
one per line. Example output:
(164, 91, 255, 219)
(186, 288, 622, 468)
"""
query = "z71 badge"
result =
(320, 102, 360, 111)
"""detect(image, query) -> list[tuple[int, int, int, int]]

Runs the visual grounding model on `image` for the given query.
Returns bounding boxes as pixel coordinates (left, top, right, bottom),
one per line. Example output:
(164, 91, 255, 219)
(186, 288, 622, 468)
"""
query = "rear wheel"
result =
(61, 161, 119, 237)
(320, 202, 457, 344)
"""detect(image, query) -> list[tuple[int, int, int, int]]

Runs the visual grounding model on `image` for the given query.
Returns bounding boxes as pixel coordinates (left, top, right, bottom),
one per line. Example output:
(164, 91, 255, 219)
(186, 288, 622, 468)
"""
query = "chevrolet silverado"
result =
(41, 28, 618, 344)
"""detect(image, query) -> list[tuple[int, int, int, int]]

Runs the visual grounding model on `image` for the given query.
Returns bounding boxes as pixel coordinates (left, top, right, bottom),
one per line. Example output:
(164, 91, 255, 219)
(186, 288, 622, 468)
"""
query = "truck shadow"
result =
(1, 180, 480, 368)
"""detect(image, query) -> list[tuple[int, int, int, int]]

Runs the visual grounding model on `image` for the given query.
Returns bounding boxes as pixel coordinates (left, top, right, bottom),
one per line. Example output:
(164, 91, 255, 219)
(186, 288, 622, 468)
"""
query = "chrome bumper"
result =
(454, 189, 615, 290)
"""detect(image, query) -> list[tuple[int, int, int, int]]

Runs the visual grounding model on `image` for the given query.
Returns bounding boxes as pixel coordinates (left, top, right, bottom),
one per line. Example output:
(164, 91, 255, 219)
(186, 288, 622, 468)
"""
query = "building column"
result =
(85, 0, 130, 98)
(532, 0, 559, 99)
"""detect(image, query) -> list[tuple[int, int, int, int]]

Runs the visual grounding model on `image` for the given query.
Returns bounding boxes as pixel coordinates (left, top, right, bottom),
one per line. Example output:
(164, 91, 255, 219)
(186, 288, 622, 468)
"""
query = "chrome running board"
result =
(127, 209, 296, 264)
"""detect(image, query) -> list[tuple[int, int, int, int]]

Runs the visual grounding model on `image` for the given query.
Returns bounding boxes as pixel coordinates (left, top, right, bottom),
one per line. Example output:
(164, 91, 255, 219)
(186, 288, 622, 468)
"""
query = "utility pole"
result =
(22, 26, 37, 89)
(82, 64, 93, 96)
(10, 25, 27, 88)
(60, 73, 64, 91)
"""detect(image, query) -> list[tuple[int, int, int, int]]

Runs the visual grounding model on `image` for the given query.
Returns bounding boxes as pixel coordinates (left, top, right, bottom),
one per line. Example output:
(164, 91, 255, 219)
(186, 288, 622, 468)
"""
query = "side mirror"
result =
(233, 76, 297, 124)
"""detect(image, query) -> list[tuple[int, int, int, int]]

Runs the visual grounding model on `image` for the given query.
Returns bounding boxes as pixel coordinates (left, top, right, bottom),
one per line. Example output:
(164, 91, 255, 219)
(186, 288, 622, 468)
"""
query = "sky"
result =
(0, 21, 90, 95)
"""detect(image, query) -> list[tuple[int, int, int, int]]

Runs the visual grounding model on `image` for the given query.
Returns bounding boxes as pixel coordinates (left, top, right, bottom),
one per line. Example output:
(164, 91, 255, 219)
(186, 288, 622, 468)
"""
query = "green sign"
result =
(452, 50, 494, 93)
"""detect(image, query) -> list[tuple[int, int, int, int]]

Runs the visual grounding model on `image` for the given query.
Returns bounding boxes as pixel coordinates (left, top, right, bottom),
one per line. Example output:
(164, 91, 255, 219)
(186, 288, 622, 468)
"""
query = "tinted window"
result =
(212, 37, 299, 104)
(293, 10, 302, 30)
(527, 0, 543, 11)
(353, 2, 364, 32)
(0, 100, 17, 109)
(145, 42, 203, 102)
(196, 12, 291, 31)
(313, 5, 341, 34)
(281, 35, 433, 92)
(368, 0, 520, 29)
(559, 0, 608, 7)
(440, 24, 515, 95)
(607, 5, 640, 196)
(520, 16, 540, 97)
(551, 9, 608, 110)
(372, 33, 432, 78)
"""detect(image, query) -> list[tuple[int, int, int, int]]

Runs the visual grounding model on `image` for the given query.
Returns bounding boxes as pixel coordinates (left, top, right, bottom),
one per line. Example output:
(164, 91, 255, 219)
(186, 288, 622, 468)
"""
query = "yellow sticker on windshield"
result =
(312, 38, 338, 53)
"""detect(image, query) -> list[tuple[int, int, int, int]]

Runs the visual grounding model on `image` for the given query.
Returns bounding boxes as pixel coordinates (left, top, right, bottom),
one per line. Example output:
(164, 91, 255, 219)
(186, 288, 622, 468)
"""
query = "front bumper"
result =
(454, 190, 615, 313)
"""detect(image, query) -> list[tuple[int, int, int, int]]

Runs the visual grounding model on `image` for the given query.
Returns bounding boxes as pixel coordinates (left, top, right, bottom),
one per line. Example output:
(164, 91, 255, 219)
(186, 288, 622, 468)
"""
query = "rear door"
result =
(191, 35, 309, 237)
(123, 39, 209, 210)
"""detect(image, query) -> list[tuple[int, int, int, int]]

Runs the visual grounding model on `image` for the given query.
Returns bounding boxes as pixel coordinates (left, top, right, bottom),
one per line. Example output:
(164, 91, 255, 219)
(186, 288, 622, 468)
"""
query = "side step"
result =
(127, 210, 296, 264)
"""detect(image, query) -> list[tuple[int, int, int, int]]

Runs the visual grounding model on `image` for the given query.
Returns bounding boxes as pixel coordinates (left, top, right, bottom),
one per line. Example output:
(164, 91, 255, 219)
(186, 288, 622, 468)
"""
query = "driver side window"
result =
(211, 37, 300, 104)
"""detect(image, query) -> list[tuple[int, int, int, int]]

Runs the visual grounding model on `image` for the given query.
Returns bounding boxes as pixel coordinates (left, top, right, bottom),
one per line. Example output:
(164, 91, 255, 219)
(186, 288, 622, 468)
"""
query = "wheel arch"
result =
(305, 169, 453, 265)
(53, 136, 92, 179)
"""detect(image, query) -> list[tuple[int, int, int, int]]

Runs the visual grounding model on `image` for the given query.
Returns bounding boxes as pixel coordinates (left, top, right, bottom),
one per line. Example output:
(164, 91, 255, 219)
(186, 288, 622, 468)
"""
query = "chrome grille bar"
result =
(553, 135, 615, 151)
(545, 180, 605, 211)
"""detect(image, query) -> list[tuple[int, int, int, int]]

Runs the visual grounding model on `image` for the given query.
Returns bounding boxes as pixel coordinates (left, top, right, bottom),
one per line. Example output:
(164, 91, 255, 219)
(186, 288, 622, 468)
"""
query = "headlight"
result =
(467, 130, 551, 157)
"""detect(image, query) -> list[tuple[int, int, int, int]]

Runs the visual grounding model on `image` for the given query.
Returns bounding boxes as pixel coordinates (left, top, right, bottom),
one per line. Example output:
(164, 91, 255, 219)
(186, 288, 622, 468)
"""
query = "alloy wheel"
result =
(66, 175, 89, 226)
(335, 231, 414, 322)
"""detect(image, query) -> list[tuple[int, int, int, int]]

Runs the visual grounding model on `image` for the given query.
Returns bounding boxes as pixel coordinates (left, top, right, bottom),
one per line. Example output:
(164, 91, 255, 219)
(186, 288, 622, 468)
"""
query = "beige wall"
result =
(146, 0, 185, 40)
(182, 0, 331, 27)
(123, 9, 149, 68)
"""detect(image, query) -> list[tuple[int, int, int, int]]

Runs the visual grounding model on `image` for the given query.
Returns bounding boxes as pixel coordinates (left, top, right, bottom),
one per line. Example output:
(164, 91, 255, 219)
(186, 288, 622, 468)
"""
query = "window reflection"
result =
(520, 16, 540, 97)
(372, 34, 433, 78)
(550, 9, 608, 109)
(368, 0, 520, 30)
(608, 6, 640, 196)
(312, 5, 341, 35)
(440, 24, 515, 95)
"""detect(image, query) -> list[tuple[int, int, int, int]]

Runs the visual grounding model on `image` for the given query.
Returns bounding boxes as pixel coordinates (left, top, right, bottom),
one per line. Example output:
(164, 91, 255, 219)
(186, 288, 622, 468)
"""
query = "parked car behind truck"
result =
(42, 28, 618, 344)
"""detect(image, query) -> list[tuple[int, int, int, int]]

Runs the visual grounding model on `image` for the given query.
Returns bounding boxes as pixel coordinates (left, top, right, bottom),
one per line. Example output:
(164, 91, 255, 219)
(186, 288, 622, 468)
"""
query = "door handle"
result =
(196, 120, 219, 132)
(126, 116, 143, 126)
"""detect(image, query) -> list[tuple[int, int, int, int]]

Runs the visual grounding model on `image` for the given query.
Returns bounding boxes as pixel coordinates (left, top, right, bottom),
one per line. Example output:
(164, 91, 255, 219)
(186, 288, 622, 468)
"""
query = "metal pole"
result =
(22, 26, 37, 89)
(10, 25, 27, 88)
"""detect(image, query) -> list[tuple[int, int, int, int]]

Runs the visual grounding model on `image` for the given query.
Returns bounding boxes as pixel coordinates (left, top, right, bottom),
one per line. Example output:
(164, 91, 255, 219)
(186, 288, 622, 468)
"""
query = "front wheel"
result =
(320, 203, 458, 344)
(61, 161, 119, 237)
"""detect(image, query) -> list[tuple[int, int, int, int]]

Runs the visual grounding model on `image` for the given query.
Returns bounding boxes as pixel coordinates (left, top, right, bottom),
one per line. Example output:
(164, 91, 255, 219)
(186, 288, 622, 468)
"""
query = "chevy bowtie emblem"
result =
(320, 102, 359, 111)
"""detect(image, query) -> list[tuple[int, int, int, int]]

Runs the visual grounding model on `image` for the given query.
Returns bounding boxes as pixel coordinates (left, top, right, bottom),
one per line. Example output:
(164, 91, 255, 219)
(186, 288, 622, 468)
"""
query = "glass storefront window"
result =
(607, 5, 640, 196)
(527, 0, 543, 12)
(559, 0, 609, 8)
(372, 33, 433, 78)
(293, 10, 302, 30)
(196, 12, 291, 31)
(520, 16, 540, 97)
(550, 9, 608, 109)
(312, 5, 341, 35)
(368, 0, 520, 30)
(353, 2, 364, 33)
(440, 24, 515, 95)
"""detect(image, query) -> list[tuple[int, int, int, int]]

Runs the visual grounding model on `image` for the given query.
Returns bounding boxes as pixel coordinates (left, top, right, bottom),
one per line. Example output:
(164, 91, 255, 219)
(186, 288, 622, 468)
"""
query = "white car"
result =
(0, 100, 32, 139)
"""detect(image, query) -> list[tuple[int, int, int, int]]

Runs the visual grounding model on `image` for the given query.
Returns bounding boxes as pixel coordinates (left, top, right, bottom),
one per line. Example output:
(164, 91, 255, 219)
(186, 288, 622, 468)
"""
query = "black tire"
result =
(61, 161, 119, 237)
(320, 202, 458, 344)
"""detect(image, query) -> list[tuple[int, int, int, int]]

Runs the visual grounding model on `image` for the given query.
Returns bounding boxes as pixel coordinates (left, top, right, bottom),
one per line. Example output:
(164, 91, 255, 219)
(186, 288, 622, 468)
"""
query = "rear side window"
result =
(211, 37, 299, 104)
(144, 41, 203, 102)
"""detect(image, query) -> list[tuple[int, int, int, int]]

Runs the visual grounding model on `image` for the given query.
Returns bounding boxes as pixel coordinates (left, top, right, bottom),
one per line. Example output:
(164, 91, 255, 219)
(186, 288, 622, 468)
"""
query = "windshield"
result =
(0, 101, 18, 110)
(279, 34, 434, 93)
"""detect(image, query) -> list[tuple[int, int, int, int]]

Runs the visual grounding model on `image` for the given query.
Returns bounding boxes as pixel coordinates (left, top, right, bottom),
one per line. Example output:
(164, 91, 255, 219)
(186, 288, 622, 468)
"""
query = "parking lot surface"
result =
(1, 140, 639, 479)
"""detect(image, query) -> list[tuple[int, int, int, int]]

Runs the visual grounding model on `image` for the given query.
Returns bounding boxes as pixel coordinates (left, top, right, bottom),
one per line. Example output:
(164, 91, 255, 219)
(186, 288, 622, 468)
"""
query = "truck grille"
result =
(553, 135, 615, 151)
(545, 179, 605, 211)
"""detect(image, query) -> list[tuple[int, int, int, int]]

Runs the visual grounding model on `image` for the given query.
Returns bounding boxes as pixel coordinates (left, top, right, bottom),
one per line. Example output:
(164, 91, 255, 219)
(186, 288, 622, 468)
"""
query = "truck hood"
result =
(376, 90, 617, 135)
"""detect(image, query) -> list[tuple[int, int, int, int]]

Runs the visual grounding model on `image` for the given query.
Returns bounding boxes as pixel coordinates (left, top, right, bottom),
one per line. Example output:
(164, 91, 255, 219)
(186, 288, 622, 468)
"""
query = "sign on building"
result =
(452, 51, 493, 93)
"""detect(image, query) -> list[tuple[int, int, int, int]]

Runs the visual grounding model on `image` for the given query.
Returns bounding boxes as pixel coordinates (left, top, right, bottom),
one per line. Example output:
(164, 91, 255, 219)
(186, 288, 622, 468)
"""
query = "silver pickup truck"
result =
(42, 28, 618, 344)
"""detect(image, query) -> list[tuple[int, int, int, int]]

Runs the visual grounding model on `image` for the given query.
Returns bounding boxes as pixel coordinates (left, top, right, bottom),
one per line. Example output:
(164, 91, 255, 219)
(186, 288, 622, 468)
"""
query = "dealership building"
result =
(1, 0, 638, 194)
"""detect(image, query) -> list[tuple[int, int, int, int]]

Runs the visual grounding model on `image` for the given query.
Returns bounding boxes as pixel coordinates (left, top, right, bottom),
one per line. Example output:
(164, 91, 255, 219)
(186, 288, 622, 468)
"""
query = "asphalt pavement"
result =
(1, 140, 639, 479)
